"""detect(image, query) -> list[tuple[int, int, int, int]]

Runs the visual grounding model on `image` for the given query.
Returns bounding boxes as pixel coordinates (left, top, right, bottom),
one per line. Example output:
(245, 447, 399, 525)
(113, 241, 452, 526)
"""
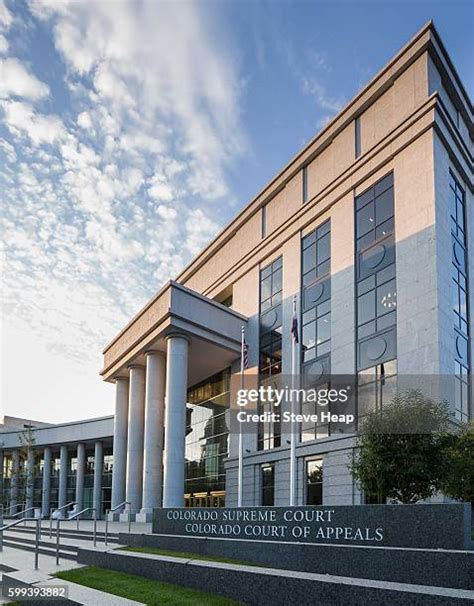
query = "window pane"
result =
(303, 244, 316, 274)
(316, 299, 330, 318)
(303, 231, 316, 249)
(358, 291, 376, 325)
(377, 310, 396, 331)
(317, 233, 330, 263)
(317, 341, 330, 356)
(356, 187, 373, 210)
(357, 201, 375, 237)
(375, 188, 393, 225)
(272, 268, 282, 295)
(358, 275, 375, 296)
(376, 264, 395, 285)
(261, 276, 271, 301)
(376, 217, 394, 240)
(377, 279, 397, 316)
(317, 221, 330, 237)
(303, 322, 316, 349)
(317, 314, 331, 344)
(358, 321, 376, 339)
(303, 268, 317, 287)
(317, 259, 330, 277)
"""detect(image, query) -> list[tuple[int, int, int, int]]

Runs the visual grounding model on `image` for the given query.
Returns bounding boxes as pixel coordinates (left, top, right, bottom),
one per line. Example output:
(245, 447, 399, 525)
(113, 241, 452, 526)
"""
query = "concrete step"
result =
(2, 570, 143, 605)
(77, 547, 474, 605)
(119, 532, 474, 591)
(2, 532, 78, 553)
(2, 537, 78, 561)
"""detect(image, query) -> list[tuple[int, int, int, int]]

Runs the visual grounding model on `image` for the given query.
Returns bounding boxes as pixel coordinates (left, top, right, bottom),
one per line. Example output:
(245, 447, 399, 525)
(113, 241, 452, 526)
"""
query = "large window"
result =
(450, 172, 470, 422)
(258, 257, 283, 450)
(306, 458, 323, 505)
(185, 370, 230, 505)
(261, 464, 275, 506)
(355, 173, 397, 415)
(301, 221, 331, 441)
(260, 257, 282, 313)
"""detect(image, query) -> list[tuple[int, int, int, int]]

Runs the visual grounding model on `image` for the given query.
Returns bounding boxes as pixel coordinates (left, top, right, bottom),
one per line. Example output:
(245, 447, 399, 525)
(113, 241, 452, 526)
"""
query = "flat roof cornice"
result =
(174, 21, 471, 287)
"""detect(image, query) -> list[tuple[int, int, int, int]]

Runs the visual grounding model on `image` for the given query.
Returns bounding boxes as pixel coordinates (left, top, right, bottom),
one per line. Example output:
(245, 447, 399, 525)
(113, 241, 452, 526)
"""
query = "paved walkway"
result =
(0, 545, 144, 605)
(0, 545, 82, 604)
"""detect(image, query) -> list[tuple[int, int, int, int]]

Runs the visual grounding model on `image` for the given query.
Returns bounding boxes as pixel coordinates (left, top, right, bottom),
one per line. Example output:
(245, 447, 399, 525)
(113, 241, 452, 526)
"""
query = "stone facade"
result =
(1, 22, 472, 515)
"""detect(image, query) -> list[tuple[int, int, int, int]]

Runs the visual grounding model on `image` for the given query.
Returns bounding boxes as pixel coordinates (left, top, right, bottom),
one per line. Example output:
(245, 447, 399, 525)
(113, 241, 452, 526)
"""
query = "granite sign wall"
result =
(152, 504, 472, 550)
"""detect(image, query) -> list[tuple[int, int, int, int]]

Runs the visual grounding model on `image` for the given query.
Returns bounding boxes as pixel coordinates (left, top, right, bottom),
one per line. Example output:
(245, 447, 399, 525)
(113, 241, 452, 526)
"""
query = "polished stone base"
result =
(119, 531, 473, 590)
(78, 546, 474, 605)
(135, 509, 154, 523)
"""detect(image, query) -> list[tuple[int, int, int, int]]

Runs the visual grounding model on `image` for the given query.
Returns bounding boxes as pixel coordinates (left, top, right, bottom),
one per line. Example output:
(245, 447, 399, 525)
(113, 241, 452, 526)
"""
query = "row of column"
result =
(111, 334, 189, 517)
(7, 440, 104, 518)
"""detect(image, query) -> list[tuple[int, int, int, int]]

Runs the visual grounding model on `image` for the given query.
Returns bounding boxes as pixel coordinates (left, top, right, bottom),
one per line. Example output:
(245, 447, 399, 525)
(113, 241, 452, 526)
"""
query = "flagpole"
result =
(289, 295, 297, 506)
(237, 326, 245, 507)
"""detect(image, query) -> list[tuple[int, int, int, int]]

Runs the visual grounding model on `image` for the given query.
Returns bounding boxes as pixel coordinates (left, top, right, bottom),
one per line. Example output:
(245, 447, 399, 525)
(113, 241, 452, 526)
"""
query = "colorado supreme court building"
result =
(1, 22, 473, 520)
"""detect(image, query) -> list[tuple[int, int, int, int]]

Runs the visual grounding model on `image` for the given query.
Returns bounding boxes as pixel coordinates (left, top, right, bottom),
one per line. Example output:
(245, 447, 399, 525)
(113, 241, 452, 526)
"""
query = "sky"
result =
(1, 0, 473, 424)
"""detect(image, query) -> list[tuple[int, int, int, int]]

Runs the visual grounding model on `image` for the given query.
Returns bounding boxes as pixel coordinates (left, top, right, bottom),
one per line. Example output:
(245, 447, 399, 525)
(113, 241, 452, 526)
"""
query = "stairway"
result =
(2, 525, 120, 561)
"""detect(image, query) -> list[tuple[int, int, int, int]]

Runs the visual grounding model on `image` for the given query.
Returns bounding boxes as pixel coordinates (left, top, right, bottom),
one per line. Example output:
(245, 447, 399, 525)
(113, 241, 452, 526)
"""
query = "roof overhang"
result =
(101, 281, 247, 385)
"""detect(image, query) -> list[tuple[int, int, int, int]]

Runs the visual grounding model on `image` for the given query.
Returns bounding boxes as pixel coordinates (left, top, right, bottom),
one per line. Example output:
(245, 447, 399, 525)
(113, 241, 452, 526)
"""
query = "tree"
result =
(440, 422, 474, 505)
(18, 426, 38, 507)
(349, 390, 453, 504)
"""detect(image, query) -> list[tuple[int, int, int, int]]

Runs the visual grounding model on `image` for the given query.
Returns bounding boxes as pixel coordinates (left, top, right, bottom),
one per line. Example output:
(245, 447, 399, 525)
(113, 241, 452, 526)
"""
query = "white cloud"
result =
(301, 76, 343, 114)
(0, 57, 50, 99)
(77, 110, 92, 130)
(0, 0, 248, 422)
(0, 100, 65, 144)
(0, 137, 16, 162)
(0, 33, 7, 53)
(0, 0, 12, 30)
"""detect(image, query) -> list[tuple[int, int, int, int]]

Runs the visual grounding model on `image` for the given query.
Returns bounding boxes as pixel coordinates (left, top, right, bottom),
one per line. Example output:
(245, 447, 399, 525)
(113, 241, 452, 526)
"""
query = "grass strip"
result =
(55, 566, 240, 605)
(122, 545, 254, 566)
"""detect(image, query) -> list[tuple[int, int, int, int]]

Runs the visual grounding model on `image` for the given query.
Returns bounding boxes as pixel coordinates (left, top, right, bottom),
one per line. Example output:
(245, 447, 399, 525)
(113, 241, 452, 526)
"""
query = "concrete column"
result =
(10, 450, 20, 513)
(58, 445, 68, 513)
(137, 351, 166, 522)
(25, 449, 35, 512)
(93, 441, 103, 519)
(163, 334, 189, 508)
(75, 443, 86, 511)
(111, 377, 129, 510)
(125, 365, 146, 514)
(41, 447, 52, 518)
(0, 450, 4, 506)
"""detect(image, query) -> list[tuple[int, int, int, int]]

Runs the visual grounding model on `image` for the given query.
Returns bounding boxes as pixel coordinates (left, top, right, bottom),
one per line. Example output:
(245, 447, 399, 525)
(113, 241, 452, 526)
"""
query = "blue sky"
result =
(1, 0, 473, 422)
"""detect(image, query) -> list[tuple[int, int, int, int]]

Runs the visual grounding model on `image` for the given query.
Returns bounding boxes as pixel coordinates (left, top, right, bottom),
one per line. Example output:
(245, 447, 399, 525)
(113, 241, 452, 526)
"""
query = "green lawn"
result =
(55, 566, 240, 605)
(122, 545, 253, 566)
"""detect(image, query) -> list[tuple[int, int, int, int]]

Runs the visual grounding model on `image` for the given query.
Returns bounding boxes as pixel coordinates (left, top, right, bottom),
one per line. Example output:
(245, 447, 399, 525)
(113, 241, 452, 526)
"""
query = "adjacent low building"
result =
(1, 22, 472, 519)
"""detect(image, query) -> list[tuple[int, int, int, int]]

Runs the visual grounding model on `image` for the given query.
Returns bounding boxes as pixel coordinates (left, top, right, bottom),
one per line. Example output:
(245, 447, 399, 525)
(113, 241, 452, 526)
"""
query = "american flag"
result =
(291, 313, 299, 344)
(243, 339, 249, 369)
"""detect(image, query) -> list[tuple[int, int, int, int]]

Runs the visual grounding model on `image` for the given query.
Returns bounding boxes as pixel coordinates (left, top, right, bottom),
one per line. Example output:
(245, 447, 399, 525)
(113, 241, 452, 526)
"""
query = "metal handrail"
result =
(55, 507, 97, 565)
(1, 503, 24, 517)
(11, 506, 36, 526)
(49, 501, 77, 538)
(105, 501, 131, 546)
(0, 516, 41, 570)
